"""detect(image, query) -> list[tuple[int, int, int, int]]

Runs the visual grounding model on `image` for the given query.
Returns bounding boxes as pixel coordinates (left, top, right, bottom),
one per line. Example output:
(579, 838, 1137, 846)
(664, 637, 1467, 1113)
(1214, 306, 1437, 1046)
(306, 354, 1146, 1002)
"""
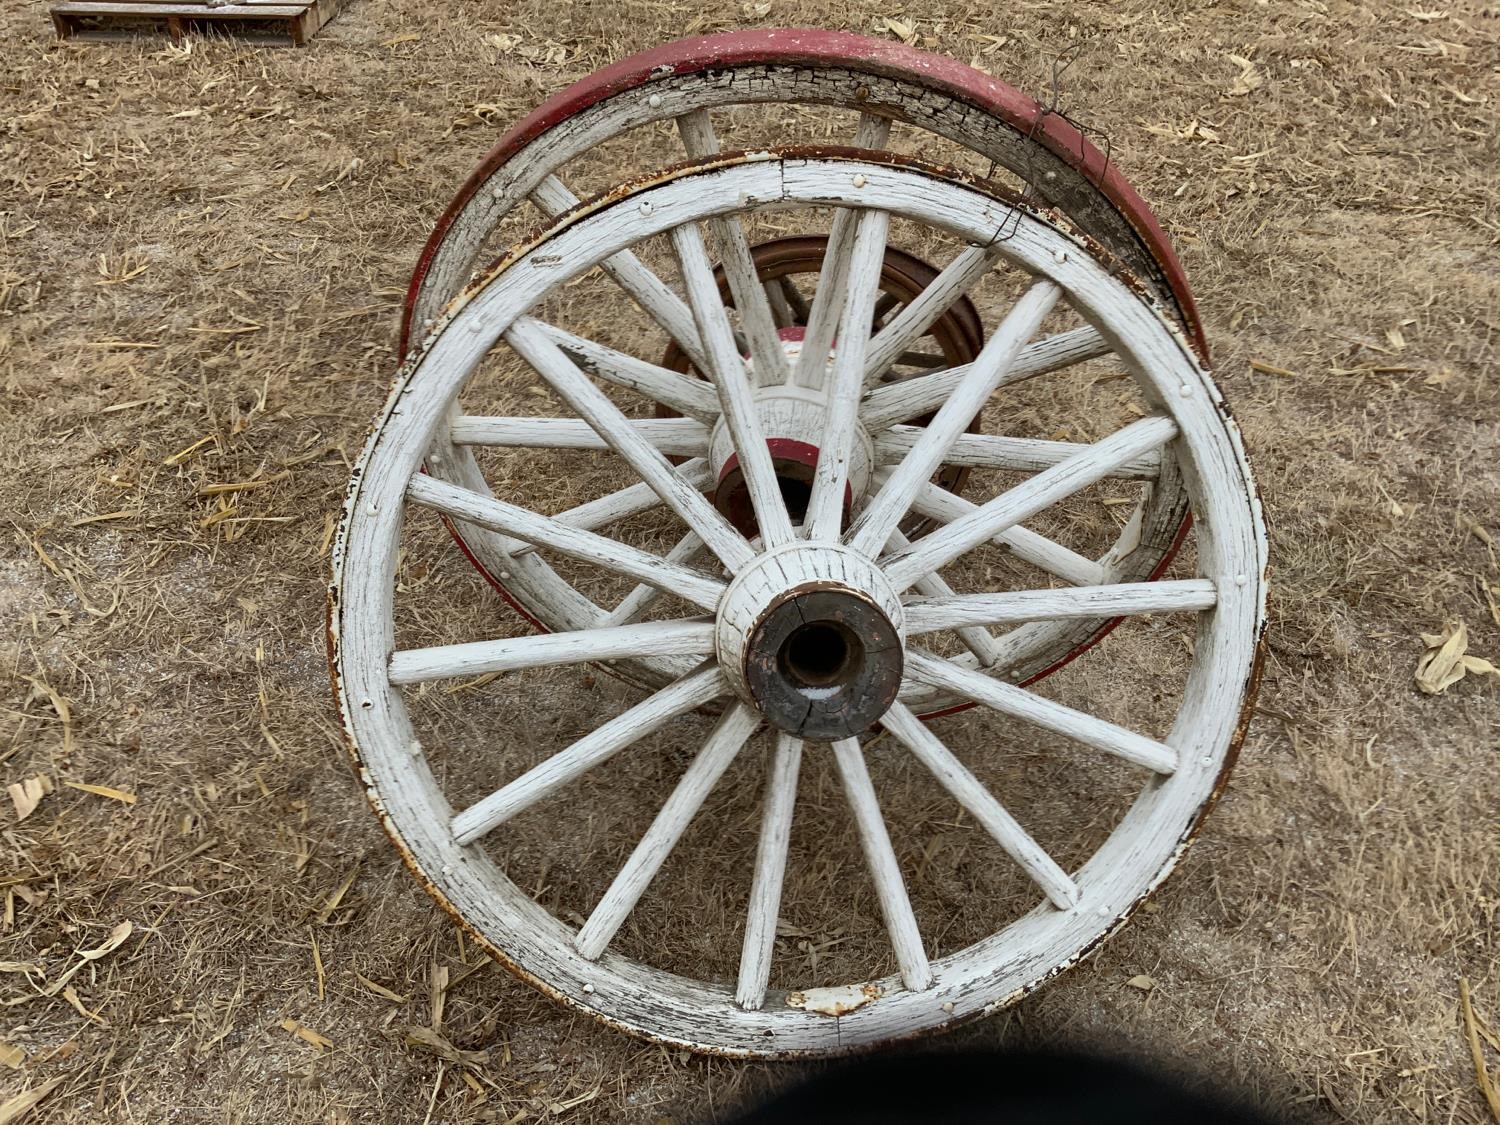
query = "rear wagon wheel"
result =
(401, 32, 1199, 691)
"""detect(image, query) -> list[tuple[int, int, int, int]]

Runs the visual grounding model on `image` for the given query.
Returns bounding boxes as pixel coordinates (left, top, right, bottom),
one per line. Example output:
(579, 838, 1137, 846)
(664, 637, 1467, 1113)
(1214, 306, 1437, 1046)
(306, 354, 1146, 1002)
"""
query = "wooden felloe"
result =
(50, 0, 340, 46)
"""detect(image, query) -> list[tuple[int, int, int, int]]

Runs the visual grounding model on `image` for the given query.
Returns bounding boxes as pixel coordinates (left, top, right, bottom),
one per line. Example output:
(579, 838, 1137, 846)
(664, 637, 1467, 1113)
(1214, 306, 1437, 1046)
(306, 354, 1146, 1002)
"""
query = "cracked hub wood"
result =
(716, 546, 904, 740)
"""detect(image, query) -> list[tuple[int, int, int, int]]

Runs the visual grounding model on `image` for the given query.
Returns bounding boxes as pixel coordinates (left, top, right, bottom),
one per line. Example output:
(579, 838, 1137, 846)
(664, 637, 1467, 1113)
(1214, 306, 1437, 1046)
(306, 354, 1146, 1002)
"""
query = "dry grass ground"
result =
(1, 0, 1497, 1121)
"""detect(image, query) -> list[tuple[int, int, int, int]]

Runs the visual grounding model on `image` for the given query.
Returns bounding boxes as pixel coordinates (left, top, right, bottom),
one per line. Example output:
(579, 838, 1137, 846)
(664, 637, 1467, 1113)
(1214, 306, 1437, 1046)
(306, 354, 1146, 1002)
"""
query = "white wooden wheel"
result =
(332, 152, 1265, 1056)
(402, 36, 1200, 691)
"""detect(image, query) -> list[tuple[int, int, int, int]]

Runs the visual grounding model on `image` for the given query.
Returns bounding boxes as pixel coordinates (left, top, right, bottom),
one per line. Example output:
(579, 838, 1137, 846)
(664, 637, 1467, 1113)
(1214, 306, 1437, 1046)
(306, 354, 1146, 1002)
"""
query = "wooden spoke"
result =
(446, 415, 708, 458)
(881, 702, 1079, 910)
(791, 210, 853, 389)
(672, 221, 796, 547)
(881, 415, 1178, 591)
(507, 319, 754, 571)
(848, 280, 1060, 556)
(735, 734, 803, 1011)
(890, 529, 1002, 668)
(407, 475, 726, 611)
(863, 245, 1002, 385)
(451, 663, 728, 845)
(574, 703, 761, 959)
(778, 275, 811, 324)
(830, 738, 933, 992)
(530, 175, 711, 373)
(803, 208, 890, 542)
(509, 460, 712, 558)
(790, 113, 892, 390)
(905, 650, 1178, 773)
(877, 429, 1162, 479)
(765, 278, 796, 328)
(676, 110, 791, 387)
(871, 290, 902, 325)
(530, 320, 720, 421)
(903, 580, 1219, 635)
(861, 326, 1110, 431)
(891, 351, 949, 369)
(901, 480, 1108, 587)
(601, 531, 706, 628)
(390, 619, 715, 685)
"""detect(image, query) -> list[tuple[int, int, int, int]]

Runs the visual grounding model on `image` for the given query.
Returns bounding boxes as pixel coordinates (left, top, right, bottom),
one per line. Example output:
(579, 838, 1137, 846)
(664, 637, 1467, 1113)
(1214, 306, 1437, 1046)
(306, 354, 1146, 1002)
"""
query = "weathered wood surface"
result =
(51, 0, 338, 46)
(331, 155, 1265, 1055)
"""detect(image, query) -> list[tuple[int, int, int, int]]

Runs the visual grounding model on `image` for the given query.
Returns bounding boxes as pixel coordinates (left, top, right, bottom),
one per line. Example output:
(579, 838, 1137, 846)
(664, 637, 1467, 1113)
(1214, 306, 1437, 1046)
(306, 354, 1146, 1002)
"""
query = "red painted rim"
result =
(398, 28, 1207, 362)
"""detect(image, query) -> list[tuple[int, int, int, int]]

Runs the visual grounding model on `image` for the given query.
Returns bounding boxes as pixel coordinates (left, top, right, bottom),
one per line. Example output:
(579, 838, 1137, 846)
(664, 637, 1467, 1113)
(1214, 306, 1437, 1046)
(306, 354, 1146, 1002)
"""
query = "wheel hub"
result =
(661, 237, 986, 543)
(708, 371, 875, 538)
(716, 546, 904, 741)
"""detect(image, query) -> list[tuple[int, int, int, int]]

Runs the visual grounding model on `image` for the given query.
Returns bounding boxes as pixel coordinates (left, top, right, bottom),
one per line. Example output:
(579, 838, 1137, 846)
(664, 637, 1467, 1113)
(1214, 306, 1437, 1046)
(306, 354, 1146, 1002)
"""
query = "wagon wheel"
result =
(332, 151, 1266, 1055)
(401, 31, 1195, 692)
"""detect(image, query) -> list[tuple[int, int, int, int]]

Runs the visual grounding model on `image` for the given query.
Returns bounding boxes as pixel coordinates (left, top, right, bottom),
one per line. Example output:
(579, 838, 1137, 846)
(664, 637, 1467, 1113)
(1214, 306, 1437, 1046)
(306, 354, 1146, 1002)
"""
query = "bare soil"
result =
(1, 1, 1497, 1122)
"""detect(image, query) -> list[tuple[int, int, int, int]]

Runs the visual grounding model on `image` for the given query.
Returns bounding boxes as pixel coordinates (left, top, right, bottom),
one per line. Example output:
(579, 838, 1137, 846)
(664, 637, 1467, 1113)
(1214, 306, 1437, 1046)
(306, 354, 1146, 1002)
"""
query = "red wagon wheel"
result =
(398, 31, 1196, 700)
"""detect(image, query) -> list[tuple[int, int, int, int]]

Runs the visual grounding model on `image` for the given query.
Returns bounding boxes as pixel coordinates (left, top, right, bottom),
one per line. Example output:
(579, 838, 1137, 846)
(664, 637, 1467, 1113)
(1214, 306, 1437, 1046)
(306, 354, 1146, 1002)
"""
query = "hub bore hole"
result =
(778, 620, 863, 689)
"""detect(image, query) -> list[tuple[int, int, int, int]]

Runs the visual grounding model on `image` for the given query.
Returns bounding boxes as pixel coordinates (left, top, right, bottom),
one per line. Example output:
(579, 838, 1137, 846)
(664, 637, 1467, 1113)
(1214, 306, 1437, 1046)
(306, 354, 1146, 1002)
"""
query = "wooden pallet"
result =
(51, 0, 340, 46)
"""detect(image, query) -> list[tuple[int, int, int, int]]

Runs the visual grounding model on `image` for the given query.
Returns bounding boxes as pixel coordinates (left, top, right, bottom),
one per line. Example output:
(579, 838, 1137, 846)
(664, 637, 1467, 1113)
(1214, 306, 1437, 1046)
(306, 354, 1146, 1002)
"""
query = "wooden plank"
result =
(288, 0, 338, 45)
(67, 0, 312, 5)
(53, 3, 306, 16)
(51, 0, 338, 46)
